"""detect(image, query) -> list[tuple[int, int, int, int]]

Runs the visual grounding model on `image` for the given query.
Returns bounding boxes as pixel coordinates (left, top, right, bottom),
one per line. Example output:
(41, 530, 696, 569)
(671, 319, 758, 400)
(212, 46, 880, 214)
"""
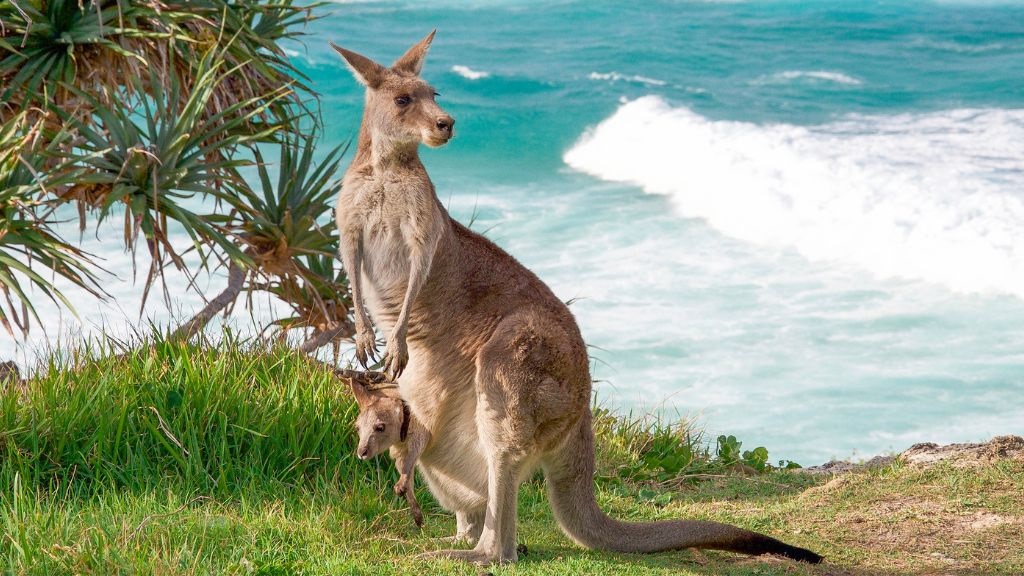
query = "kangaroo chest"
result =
(339, 169, 440, 323)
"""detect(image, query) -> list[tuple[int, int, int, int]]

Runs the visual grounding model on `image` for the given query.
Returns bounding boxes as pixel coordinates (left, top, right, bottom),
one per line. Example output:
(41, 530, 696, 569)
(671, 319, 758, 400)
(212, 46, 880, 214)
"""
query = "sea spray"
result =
(565, 96, 1024, 299)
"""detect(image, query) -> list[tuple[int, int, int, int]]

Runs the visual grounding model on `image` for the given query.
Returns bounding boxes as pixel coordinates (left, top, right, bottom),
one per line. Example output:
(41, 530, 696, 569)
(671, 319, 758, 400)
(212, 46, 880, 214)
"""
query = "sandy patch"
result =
(901, 435, 1024, 468)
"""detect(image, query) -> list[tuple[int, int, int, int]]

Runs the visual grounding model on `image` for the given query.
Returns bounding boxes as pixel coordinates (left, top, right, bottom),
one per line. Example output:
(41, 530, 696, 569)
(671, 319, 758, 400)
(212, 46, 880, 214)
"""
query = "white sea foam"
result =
(753, 70, 863, 85)
(913, 39, 1009, 53)
(451, 65, 490, 80)
(564, 96, 1024, 298)
(588, 71, 667, 87)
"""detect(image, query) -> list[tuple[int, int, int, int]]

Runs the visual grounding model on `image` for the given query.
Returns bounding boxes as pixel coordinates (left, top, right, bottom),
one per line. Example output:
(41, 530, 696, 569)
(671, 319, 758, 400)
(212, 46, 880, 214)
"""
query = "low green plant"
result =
(592, 409, 801, 494)
(717, 435, 802, 472)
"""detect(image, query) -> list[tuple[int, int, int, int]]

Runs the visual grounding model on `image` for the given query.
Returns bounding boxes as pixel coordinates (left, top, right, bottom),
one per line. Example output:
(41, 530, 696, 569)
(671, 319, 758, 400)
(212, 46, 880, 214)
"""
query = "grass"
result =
(1, 335, 1022, 575)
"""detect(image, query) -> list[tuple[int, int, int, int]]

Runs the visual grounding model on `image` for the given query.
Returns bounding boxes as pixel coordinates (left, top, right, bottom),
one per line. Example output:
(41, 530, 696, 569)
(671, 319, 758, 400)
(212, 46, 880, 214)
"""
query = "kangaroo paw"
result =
(354, 327, 379, 368)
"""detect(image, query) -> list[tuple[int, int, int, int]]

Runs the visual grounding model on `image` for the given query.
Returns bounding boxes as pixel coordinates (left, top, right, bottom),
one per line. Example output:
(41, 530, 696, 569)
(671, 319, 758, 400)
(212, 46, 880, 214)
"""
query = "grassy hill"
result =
(2, 337, 1021, 575)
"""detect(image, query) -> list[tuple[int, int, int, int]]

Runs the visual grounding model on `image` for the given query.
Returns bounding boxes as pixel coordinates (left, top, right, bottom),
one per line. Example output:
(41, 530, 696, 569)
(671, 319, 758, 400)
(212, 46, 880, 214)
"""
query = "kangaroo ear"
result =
(348, 378, 372, 406)
(330, 42, 387, 89)
(392, 29, 435, 76)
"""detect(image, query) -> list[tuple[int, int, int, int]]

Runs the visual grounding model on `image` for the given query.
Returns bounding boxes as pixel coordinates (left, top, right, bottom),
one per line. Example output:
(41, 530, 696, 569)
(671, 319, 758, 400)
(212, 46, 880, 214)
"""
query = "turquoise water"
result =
(295, 0, 1024, 464)
(4, 1, 1023, 464)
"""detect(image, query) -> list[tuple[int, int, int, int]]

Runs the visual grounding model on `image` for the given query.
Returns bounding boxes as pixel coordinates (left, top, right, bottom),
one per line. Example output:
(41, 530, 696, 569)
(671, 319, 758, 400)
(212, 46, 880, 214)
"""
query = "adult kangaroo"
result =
(330, 31, 822, 566)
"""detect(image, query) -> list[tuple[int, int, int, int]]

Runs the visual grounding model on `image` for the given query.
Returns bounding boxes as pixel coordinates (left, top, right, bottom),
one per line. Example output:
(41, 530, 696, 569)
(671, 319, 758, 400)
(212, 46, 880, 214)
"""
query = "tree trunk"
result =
(298, 320, 355, 354)
(169, 259, 246, 342)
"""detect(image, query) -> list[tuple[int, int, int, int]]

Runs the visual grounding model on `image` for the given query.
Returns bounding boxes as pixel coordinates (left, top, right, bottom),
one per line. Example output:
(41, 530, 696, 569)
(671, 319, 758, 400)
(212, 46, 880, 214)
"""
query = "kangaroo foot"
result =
(417, 548, 515, 566)
(408, 502, 423, 527)
(431, 533, 475, 546)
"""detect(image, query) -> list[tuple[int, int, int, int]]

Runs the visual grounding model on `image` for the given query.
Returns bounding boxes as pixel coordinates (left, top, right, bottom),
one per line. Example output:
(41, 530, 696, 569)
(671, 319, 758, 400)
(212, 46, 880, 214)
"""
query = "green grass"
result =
(2, 335, 1022, 575)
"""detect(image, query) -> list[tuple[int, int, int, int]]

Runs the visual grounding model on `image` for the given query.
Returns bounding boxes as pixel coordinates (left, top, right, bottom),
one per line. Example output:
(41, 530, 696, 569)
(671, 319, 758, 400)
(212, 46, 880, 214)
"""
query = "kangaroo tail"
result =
(542, 412, 823, 564)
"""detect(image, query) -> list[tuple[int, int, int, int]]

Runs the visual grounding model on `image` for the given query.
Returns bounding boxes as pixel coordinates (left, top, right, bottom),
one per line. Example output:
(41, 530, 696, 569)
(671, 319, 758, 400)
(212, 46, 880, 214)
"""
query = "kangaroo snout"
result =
(424, 114, 455, 147)
(436, 116, 454, 133)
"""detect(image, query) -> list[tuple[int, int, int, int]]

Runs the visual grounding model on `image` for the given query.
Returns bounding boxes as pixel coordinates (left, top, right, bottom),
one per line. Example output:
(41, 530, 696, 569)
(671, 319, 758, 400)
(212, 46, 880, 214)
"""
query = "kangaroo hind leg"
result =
(421, 317, 549, 565)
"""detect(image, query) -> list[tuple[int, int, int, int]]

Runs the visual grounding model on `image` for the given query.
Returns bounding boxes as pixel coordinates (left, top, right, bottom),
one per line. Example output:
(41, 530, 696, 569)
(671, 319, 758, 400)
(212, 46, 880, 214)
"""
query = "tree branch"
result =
(169, 259, 246, 342)
(298, 320, 355, 354)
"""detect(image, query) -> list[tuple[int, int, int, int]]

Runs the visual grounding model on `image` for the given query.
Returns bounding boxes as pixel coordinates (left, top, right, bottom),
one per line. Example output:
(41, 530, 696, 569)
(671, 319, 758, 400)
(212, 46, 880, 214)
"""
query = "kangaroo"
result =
(330, 31, 823, 566)
(350, 378, 430, 527)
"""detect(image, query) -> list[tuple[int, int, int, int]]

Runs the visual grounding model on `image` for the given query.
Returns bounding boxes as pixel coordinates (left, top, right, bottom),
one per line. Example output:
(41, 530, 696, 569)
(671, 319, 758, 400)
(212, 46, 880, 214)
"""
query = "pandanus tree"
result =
(0, 112, 105, 334)
(0, 0, 354, 351)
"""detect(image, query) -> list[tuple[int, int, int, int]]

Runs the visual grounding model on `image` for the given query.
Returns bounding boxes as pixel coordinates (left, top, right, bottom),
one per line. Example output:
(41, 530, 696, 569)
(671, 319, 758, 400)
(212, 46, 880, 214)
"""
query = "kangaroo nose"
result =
(436, 116, 454, 132)
(358, 447, 369, 459)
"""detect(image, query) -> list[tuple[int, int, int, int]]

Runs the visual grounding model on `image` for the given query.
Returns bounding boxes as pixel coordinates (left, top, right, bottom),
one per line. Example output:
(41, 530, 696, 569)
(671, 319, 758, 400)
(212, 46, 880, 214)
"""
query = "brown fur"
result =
(350, 380, 430, 527)
(331, 32, 822, 566)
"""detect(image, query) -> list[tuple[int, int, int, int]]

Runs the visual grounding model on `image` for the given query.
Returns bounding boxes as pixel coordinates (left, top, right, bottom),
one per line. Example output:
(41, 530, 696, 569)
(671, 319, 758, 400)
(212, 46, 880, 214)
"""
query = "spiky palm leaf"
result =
(0, 0, 146, 110)
(230, 132, 352, 346)
(1, 0, 352, 344)
(0, 113, 105, 336)
(261, 251, 354, 352)
(170, 132, 352, 344)
(60, 50, 293, 309)
(1, 0, 322, 132)
(171, 0, 321, 129)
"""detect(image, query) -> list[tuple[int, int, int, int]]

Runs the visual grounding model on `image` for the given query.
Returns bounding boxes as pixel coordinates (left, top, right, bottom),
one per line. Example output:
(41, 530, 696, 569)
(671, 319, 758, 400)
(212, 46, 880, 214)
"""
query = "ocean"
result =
(5, 0, 1024, 464)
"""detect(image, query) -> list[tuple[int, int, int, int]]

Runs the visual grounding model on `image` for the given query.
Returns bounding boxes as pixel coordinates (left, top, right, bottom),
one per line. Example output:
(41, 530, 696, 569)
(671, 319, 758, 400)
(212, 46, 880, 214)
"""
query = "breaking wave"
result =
(565, 96, 1024, 298)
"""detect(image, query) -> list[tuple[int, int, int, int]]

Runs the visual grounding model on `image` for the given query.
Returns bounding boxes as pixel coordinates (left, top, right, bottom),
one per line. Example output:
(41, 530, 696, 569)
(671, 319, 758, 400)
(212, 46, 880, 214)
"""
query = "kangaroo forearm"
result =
(403, 430, 429, 474)
(409, 427, 430, 462)
(340, 238, 372, 327)
(393, 246, 435, 335)
(395, 452, 415, 480)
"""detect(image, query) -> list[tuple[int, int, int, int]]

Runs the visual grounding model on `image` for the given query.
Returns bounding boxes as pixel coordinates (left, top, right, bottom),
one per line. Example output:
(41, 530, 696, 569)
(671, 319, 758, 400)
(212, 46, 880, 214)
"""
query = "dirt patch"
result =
(796, 442, 1024, 575)
(821, 493, 1024, 573)
(901, 435, 1024, 468)
(799, 474, 852, 498)
(967, 511, 1015, 531)
(804, 455, 896, 476)
(805, 436, 1024, 476)
(856, 496, 1021, 536)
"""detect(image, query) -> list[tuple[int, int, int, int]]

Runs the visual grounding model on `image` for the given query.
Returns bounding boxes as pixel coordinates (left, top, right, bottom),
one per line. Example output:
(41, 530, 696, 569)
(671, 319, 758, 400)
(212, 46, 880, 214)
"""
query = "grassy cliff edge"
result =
(1, 338, 1021, 575)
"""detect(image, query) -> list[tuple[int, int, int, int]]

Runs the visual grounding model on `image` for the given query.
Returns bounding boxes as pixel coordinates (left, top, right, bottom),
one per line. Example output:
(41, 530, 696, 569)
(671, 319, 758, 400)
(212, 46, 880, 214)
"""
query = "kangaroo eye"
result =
(374, 423, 386, 433)
(433, 91, 441, 98)
(395, 95, 412, 107)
